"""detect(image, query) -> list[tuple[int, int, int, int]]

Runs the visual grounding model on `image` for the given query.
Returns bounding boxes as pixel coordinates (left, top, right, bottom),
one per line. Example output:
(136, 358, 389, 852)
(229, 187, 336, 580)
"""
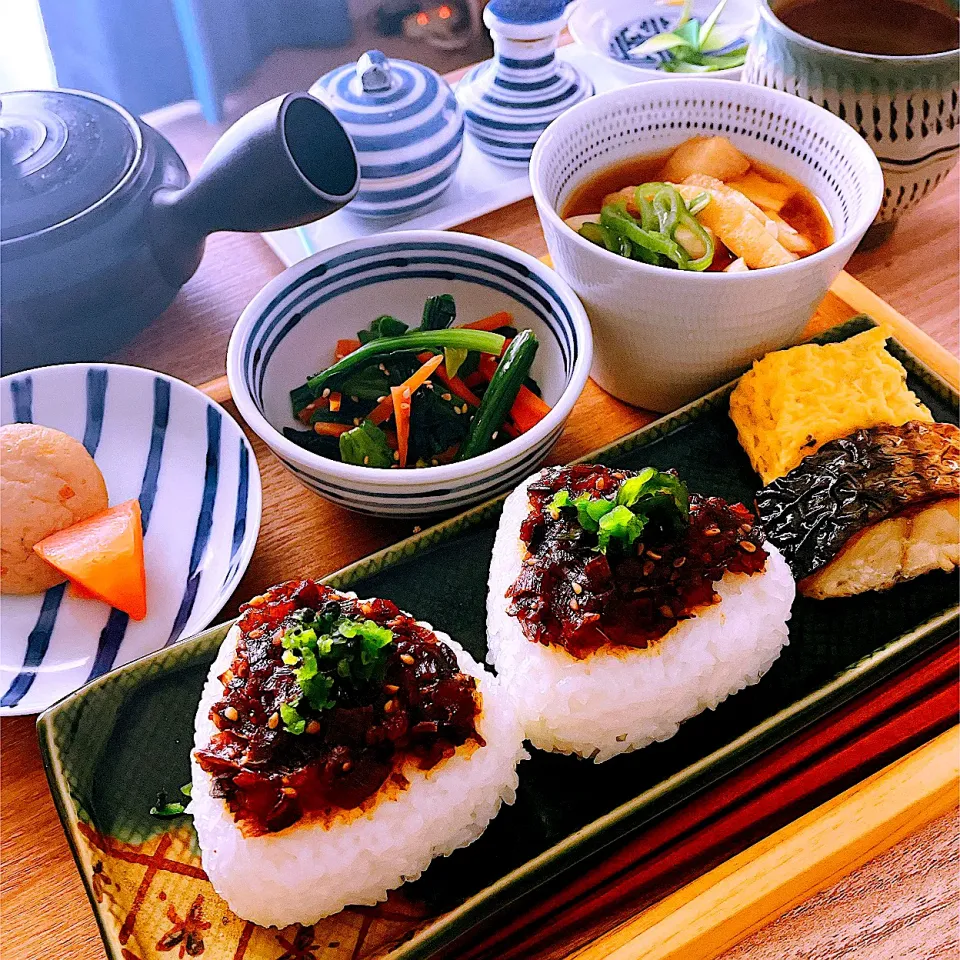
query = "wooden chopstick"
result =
(569, 726, 958, 960)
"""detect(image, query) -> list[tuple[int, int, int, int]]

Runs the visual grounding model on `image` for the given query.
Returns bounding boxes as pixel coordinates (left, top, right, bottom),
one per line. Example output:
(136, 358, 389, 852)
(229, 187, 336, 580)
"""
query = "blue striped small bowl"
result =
(227, 231, 593, 517)
(0, 364, 262, 715)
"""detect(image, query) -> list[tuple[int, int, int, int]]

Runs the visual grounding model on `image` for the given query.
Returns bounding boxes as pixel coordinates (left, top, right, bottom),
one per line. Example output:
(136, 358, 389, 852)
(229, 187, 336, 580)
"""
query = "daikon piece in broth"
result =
(562, 138, 833, 271)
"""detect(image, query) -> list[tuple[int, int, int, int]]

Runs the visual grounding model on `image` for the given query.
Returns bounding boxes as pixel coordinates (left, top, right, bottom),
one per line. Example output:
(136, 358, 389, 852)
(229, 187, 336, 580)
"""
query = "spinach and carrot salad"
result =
(286, 295, 552, 468)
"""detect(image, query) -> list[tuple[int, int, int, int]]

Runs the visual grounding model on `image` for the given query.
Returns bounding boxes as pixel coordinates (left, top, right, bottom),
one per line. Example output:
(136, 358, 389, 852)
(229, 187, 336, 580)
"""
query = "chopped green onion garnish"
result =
(549, 469, 689, 553)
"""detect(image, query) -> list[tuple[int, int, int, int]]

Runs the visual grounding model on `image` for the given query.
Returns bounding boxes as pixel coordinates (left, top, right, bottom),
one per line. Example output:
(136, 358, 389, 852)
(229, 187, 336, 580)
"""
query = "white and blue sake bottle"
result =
(312, 50, 464, 219)
(457, 0, 593, 166)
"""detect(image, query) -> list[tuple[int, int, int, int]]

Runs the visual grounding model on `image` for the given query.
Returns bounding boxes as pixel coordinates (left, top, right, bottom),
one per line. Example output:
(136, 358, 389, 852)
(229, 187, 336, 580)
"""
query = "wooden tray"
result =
(37, 299, 959, 960)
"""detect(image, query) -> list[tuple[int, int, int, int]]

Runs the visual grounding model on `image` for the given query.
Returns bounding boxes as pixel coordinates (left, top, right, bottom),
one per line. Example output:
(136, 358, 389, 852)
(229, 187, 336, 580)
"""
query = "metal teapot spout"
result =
(149, 92, 359, 286)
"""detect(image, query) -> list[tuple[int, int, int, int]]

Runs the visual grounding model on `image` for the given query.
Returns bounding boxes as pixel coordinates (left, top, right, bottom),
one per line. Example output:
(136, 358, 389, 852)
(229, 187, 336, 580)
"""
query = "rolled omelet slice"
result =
(755, 420, 959, 598)
(730, 327, 933, 485)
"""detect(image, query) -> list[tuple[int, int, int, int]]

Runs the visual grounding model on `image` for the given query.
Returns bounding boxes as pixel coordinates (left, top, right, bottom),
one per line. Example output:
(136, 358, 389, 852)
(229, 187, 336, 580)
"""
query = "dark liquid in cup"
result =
(776, 0, 959, 55)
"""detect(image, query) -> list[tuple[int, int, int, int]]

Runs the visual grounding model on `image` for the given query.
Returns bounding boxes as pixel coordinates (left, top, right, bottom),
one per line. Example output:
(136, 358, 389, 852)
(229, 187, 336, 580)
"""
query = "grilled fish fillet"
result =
(800, 498, 958, 598)
(756, 420, 959, 598)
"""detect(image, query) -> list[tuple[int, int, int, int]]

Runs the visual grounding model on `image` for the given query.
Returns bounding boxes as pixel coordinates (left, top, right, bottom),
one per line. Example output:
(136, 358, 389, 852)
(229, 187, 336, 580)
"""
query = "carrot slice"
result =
(510, 385, 552, 433)
(328, 391, 342, 412)
(434, 444, 459, 465)
(418, 353, 483, 407)
(462, 311, 514, 332)
(334, 338, 362, 361)
(391, 385, 412, 468)
(369, 354, 444, 425)
(297, 396, 329, 424)
(70, 582, 99, 600)
(313, 421, 352, 437)
(34, 500, 147, 620)
(478, 354, 499, 382)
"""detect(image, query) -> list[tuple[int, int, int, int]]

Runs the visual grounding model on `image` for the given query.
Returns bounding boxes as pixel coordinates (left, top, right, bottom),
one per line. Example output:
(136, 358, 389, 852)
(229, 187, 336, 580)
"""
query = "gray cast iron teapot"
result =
(0, 89, 359, 373)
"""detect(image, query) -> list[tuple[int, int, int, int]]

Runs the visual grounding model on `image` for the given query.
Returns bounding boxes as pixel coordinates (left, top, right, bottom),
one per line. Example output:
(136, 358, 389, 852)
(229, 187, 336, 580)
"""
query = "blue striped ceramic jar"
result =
(744, 0, 959, 240)
(457, 0, 594, 166)
(311, 50, 464, 220)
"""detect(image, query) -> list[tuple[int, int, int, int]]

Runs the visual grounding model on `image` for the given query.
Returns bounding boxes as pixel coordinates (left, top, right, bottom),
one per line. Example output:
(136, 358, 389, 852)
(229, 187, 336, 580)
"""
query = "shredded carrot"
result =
(297, 396, 328, 424)
(369, 396, 394, 426)
(478, 354, 499, 382)
(328, 391, 342, 412)
(369, 354, 444, 425)
(335, 338, 362, 361)
(418, 352, 482, 406)
(434, 445, 459, 465)
(462, 311, 514, 332)
(313, 421, 352, 437)
(391, 386, 412, 468)
(510, 386, 551, 433)
(463, 371, 485, 390)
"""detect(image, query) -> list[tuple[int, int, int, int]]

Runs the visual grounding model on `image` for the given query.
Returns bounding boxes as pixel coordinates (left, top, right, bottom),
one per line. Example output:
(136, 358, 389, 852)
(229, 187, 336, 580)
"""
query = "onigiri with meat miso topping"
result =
(486, 465, 794, 762)
(191, 580, 526, 927)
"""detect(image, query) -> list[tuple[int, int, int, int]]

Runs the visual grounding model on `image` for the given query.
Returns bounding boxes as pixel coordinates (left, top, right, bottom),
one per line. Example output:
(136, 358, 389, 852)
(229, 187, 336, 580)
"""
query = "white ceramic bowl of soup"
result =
(530, 79, 884, 411)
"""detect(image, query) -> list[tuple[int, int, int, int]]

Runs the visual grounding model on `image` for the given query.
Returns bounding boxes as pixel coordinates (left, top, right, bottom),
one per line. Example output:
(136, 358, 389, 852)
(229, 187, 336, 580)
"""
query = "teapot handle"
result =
(152, 92, 358, 240)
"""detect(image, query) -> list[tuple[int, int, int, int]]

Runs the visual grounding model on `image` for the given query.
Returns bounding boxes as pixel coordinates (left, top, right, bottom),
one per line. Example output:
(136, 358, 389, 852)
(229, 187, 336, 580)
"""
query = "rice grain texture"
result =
(191, 614, 526, 927)
(486, 474, 796, 762)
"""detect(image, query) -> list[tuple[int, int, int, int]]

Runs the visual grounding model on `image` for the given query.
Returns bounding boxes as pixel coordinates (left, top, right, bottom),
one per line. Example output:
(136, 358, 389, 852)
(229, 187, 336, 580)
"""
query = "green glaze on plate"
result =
(39, 317, 959, 960)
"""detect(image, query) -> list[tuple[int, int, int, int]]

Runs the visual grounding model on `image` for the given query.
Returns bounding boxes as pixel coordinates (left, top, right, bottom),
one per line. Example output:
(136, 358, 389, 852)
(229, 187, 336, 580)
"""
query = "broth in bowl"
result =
(561, 135, 833, 272)
(776, 0, 958, 56)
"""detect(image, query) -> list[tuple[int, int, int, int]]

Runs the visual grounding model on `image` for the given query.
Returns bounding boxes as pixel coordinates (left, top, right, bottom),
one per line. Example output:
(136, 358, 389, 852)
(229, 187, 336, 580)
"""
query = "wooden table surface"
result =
(1, 109, 958, 960)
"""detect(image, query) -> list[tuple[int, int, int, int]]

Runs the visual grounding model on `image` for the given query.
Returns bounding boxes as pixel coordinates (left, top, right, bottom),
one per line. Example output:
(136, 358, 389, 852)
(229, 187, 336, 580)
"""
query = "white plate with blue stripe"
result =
(0, 364, 262, 715)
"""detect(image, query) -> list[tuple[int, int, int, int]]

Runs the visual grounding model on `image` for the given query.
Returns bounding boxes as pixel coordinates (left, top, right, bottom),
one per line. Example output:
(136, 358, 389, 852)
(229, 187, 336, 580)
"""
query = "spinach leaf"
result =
(283, 427, 342, 459)
(358, 314, 409, 344)
(407, 386, 469, 463)
(420, 294, 456, 331)
(339, 420, 394, 468)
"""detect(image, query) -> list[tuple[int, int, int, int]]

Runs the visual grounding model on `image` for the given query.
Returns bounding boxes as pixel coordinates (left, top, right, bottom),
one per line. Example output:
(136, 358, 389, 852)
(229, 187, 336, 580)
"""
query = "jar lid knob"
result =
(357, 50, 392, 93)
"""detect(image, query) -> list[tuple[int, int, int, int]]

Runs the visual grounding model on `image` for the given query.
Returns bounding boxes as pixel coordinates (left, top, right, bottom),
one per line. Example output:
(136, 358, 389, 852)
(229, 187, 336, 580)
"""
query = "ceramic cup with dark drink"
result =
(744, 0, 959, 246)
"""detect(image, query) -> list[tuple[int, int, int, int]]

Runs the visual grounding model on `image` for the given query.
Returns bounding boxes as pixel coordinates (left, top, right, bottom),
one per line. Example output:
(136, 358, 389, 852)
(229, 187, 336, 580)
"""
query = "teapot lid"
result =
(0, 90, 140, 243)
(313, 49, 453, 114)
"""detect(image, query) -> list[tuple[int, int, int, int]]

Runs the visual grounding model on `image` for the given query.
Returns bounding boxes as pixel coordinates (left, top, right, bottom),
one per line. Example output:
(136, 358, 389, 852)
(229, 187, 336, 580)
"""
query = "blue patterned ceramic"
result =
(745, 0, 959, 241)
(456, 0, 594, 167)
(0, 364, 262, 715)
(531, 79, 883, 410)
(311, 50, 464, 219)
(227, 231, 593, 517)
(568, 0, 757, 83)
